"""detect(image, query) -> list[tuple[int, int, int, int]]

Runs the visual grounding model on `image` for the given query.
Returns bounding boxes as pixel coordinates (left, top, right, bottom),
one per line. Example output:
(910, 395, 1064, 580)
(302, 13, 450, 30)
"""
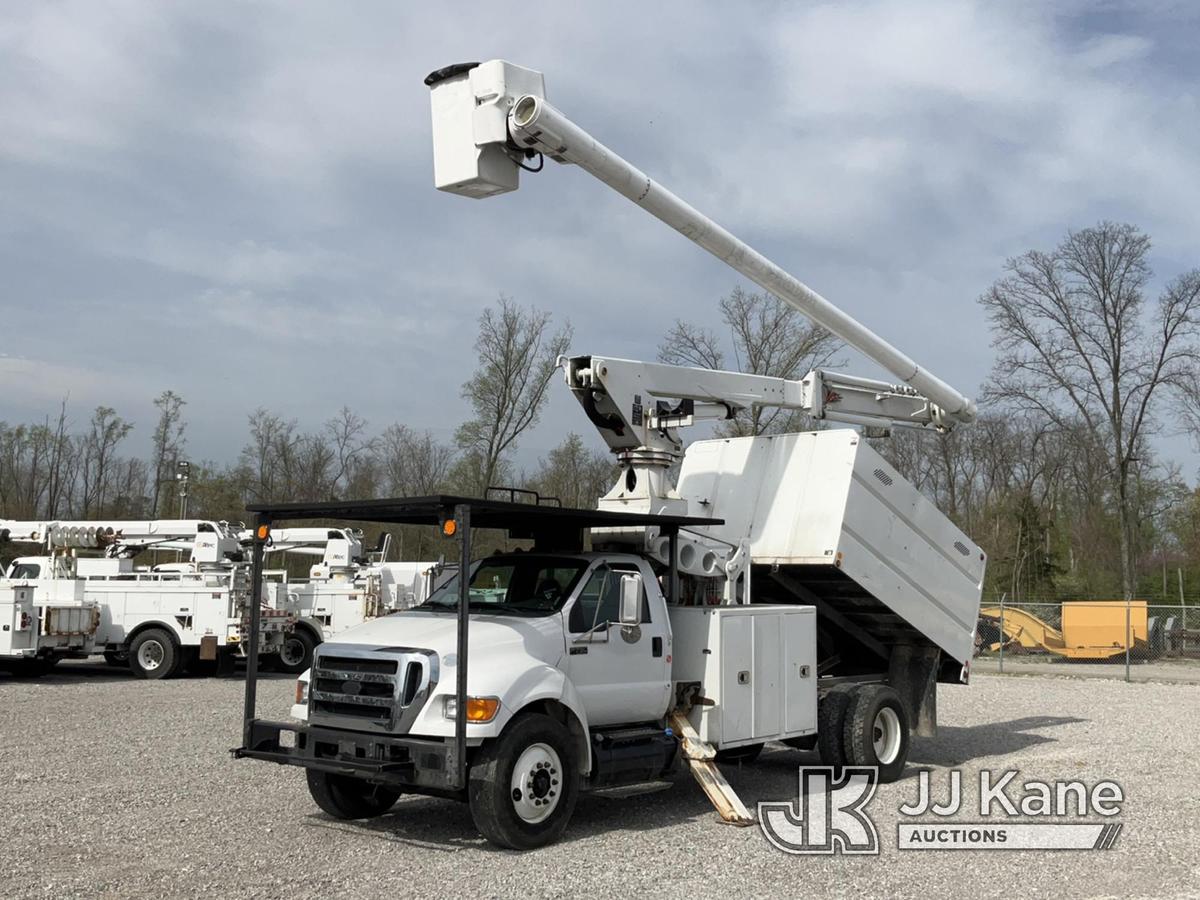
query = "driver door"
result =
(564, 561, 671, 727)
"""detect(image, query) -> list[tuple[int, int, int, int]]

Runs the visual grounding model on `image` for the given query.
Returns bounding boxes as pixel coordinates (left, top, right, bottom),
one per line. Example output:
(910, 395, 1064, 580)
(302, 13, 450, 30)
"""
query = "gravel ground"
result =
(1, 662, 1197, 900)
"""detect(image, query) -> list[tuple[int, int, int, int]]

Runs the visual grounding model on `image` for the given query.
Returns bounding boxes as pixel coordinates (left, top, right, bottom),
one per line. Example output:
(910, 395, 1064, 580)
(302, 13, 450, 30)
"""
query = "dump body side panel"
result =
(677, 430, 985, 666)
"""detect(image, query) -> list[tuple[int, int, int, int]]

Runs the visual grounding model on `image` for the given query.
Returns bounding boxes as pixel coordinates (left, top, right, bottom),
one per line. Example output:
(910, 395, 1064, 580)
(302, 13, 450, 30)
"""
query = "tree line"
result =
(0, 297, 611, 562)
(4, 223, 1200, 601)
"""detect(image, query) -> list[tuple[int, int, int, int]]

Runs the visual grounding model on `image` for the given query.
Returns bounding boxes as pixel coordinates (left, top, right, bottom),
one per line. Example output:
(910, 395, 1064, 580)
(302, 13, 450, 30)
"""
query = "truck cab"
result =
(296, 551, 670, 735)
(286, 549, 679, 847)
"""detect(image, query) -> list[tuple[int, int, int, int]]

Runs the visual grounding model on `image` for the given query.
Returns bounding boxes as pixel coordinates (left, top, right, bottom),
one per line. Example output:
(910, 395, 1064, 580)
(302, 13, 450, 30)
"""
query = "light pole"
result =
(176, 460, 191, 519)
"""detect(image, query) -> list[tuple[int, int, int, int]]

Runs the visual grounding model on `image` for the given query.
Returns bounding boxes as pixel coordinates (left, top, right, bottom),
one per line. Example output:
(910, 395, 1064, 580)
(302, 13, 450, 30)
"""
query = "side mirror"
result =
(618, 574, 642, 626)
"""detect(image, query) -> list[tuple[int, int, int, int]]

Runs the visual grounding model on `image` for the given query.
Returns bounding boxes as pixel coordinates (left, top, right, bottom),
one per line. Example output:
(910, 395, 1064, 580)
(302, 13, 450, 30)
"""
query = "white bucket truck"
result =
(251, 527, 439, 674)
(234, 60, 984, 850)
(1, 523, 99, 674)
(1, 520, 290, 677)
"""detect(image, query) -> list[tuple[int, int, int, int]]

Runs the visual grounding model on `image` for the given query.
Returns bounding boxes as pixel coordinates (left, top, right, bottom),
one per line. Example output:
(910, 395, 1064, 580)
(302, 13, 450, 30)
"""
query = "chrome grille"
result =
(308, 643, 438, 734)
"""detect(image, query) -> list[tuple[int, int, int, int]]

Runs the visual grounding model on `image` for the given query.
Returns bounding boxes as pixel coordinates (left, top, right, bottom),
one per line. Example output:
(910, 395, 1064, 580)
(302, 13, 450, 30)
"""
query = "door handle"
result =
(652, 636, 663, 657)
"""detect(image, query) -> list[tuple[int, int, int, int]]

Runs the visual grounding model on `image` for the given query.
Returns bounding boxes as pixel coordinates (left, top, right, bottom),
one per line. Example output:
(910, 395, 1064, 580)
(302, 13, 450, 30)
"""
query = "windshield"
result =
(9, 562, 40, 580)
(419, 555, 589, 616)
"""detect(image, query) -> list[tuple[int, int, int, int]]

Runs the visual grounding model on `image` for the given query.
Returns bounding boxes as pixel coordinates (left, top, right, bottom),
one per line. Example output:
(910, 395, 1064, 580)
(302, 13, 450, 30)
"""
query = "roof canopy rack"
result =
(238, 495, 721, 791)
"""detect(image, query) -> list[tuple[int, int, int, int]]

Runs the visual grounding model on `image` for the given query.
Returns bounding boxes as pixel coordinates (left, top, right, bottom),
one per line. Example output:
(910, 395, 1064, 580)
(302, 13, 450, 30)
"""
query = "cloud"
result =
(1, 0, 1198, 473)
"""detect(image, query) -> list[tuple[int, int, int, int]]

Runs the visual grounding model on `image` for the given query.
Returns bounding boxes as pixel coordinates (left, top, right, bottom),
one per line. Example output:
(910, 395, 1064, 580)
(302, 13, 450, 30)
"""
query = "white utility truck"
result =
(1, 523, 100, 673)
(234, 60, 984, 850)
(253, 526, 438, 673)
(1, 520, 291, 677)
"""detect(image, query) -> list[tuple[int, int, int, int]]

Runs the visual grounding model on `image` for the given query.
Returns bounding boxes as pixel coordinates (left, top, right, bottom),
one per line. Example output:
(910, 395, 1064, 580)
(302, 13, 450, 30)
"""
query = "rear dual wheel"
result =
(818, 683, 910, 783)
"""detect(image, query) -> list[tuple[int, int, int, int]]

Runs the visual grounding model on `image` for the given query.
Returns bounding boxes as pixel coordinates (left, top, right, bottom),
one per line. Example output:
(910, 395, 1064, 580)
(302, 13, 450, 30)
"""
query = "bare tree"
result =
(150, 390, 187, 517)
(980, 221, 1200, 599)
(324, 407, 374, 500)
(78, 407, 134, 517)
(525, 433, 616, 508)
(657, 321, 726, 369)
(659, 286, 842, 435)
(379, 425, 455, 496)
(456, 296, 572, 494)
(239, 409, 300, 503)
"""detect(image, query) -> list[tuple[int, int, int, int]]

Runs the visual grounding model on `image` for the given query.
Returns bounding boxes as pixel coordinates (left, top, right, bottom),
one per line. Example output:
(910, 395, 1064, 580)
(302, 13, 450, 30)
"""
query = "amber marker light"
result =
(444, 696, 500, 723)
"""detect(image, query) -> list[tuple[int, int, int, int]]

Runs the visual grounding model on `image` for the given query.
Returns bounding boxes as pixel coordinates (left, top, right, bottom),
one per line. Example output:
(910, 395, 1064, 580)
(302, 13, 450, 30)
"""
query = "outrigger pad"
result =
(668, 712, 755, 826)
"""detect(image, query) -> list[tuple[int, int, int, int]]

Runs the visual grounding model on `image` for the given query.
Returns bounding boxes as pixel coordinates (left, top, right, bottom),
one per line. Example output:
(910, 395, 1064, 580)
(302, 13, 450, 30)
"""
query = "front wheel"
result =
(276, 629, 317, 675)
(468, 713, 580, 850)
(103, 650, 129, 668)
(306, 770, 400, 820)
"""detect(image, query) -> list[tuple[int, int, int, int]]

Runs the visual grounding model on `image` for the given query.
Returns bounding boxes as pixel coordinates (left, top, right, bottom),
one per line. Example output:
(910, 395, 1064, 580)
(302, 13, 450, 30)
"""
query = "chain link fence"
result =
(973, 599, 1200, 683)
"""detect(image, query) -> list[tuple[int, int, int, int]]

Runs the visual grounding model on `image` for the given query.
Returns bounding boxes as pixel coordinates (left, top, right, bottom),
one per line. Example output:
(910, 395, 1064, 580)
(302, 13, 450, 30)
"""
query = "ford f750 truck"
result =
(235, 59, 984, 849)
(236, 428, 982, 850)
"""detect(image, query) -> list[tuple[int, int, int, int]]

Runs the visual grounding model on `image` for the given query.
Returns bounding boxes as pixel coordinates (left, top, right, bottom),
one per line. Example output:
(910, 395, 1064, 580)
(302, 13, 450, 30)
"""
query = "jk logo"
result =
(759, 767, 880, 855)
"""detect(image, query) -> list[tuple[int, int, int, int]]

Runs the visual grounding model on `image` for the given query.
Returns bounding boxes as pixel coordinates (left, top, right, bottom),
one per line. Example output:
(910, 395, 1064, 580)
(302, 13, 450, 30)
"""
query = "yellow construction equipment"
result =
(978, 601, 1148, 660)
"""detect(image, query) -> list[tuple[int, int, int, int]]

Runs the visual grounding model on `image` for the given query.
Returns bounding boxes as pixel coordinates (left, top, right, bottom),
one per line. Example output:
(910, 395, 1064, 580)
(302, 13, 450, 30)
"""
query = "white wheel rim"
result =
(137, 640, 165, 671)
(281, 637, 305, 667)
(510, 742, 562, 824)
(873, 707, 902, 765)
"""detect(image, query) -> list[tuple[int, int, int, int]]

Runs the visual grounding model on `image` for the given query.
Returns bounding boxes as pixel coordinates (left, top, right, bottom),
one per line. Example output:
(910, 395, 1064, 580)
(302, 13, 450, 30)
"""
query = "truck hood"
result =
(325, 609, 565, 670)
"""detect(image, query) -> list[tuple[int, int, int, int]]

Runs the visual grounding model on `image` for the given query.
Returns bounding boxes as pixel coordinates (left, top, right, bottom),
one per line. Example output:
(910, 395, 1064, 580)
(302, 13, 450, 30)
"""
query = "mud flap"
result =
(888, 646, 939, 738)
(199, 634, 218, 661)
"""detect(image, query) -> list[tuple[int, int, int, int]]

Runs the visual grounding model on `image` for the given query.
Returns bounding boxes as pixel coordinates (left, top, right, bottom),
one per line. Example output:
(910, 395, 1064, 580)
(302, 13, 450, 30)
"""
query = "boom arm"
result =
(426, 60, 976, 431)
(0, 519, 242, 565)
(564, 355, 945, 460)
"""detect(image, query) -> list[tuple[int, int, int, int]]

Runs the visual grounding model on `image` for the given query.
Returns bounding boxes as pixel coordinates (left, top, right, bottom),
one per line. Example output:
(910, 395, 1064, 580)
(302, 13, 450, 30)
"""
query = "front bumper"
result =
(234, 718, 459, 793)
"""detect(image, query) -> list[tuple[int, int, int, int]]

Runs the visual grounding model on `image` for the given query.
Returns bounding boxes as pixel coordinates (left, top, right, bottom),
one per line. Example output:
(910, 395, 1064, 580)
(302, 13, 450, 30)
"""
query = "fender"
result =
(495, 663, 594, 774)
(123, 618, 187, 649)
(292, 616, 327, 643)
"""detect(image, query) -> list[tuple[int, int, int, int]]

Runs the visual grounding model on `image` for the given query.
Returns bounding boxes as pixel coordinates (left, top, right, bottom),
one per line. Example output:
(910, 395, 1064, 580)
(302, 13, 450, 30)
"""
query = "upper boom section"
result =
(426, 60, 976, 429)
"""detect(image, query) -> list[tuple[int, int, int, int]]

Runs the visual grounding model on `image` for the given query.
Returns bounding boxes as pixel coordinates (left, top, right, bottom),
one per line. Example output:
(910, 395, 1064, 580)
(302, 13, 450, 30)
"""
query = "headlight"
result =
(443, 695, 500, 723)
(295, 677, 309, 705)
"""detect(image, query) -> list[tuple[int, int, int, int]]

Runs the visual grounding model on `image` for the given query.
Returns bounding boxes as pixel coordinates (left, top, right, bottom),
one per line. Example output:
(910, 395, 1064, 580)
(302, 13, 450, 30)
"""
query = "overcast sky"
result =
(2, 1, 1198, 475)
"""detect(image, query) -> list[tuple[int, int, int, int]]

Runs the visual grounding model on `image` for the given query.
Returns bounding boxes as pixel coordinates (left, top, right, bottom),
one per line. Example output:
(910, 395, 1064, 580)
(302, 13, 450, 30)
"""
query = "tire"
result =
(715, 742, 764, 764)
(129, 629, 178, 680)
(306, 770, 400, 820)
(842, 684, 910, 783)
(276, 629, 317, 675)
(783, 734, 817, 752)
(817, 685, 854, 769)
(103, 650, 129, 668)
(468, 713, 580, 850)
